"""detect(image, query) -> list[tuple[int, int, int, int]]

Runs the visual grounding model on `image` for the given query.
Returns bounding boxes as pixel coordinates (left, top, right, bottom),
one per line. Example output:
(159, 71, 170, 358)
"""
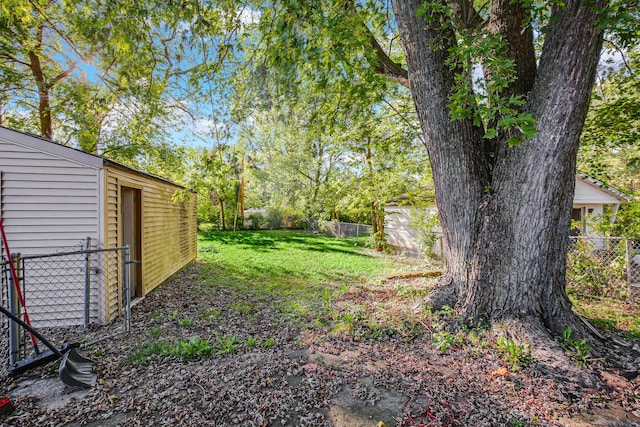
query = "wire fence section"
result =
(567, 236, 639, 300)
(320, 220, 373, 238)
(1, 238, 131, 372)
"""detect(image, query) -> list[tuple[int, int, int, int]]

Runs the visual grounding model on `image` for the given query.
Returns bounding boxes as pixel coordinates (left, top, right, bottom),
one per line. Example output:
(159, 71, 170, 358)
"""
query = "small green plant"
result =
(437, 305, 456, 317)
(340, 312, 356, 328)
(170, 336, 214, 359)
(90, 348, 104, 357)
(179, 318, 194, 327)
(496, 336, 532, 370)
(432, 331, 463, 352)
(245, 336, 258, 348)
(149, 327, 162, 338)
(509, 418, 527, 427)
(395, 285, 429, 299)
(216, 335, 241, 355)
(128, 340, 171, 364)
(230, 301, 253, 314)
(168, 309, 179, 319)
(467, 330, 481, 346)
(322, 288, 333, 303)
(263, 337, 276, 348)
(201, 308, 221, 321)
(559, 327, 591, 366)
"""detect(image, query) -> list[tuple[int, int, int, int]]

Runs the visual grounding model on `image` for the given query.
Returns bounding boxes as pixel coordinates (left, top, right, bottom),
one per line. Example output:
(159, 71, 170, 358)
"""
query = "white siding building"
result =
(385, 175, 628, 256)
(0, 130, 104, 255)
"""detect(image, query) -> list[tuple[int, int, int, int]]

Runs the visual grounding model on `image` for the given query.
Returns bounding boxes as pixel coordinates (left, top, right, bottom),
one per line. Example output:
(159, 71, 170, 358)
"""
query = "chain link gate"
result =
(1, 238, 132, 374)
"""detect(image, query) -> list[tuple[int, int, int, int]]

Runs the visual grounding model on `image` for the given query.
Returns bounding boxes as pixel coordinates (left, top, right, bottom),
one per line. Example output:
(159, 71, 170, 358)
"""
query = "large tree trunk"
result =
(391, 0, 605, 339)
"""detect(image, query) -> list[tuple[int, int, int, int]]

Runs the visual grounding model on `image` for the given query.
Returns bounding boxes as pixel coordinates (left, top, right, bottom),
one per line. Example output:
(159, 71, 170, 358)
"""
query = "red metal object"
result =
(0, 396, 15, 415)
(403, 395, 469, 427)
(0, 219, 39, 351)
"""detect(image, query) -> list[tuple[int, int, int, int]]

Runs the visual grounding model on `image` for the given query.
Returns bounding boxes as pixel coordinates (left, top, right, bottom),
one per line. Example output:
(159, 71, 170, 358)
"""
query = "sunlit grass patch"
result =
(570, 292, 640, 340)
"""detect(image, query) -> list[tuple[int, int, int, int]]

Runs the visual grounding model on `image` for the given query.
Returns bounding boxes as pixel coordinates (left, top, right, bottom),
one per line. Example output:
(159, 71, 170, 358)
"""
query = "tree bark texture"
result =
(391, 0, 605, 334)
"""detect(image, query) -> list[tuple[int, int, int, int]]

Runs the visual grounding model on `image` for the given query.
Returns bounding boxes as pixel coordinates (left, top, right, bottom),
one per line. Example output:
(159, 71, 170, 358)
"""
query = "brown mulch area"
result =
(0, 263, 639, 427)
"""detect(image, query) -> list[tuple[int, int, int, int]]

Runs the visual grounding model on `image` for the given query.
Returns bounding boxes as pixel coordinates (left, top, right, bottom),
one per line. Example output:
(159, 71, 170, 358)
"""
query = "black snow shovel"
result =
(0, 219, 97, 387)
(0, 304, 97, 387)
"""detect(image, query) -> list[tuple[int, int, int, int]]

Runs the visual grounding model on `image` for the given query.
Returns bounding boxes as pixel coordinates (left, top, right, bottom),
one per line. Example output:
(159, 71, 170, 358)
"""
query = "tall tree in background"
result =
(239, 103, 346, 231)
(0, 0, 233, 170)
(185, 145, 244, 231)
(338, 96, 431, 251)
(0, 0, 80, 139)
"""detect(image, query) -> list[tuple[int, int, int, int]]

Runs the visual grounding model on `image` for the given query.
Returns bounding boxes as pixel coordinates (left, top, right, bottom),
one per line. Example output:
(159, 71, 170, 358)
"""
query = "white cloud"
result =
(237, 8, 261, 27)
(194, 117, 226, 135)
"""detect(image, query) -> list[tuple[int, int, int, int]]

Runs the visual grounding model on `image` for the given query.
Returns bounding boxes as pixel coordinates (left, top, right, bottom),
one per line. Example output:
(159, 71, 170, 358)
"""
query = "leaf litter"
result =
(0, 262, 638, 427)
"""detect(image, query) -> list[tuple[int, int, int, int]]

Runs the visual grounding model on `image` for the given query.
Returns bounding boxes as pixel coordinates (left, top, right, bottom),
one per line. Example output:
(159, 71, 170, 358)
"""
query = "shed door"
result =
(121, 187, 142, 298)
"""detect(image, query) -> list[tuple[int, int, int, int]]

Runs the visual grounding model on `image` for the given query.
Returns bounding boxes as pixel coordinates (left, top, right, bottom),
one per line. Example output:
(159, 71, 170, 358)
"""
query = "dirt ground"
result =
(1, 262, 639, 427)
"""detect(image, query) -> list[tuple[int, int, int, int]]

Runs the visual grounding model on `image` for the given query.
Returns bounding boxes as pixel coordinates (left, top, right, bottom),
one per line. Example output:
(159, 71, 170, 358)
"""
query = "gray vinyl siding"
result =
(0, 132, 103, 326)
(0, 138, 101, 255)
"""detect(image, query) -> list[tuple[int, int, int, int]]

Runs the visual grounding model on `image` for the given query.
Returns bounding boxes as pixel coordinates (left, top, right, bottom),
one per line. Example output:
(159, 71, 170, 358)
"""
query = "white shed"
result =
(0, 126, 197, 326)
(384, 195, 440, 256)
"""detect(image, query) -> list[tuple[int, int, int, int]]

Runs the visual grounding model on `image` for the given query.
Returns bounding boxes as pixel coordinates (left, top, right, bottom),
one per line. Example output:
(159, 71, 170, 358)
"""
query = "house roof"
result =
(0, 125, 187, 190)
(385, 194, 435, 207)
(385, 174, 628, 207)
(575, 173, 628, 204)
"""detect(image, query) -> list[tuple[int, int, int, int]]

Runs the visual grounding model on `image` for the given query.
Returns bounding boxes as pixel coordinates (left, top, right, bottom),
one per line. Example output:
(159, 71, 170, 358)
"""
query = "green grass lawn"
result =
(197, 229, 640, 340)
(198, 229, 390, 284)
(570, 293, 640, 340)
(197, 230, 404, 324)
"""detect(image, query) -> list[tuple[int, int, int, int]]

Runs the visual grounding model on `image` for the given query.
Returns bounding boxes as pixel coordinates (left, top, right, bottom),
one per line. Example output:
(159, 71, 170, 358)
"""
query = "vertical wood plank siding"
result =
(105, 166, 197, 296)
(104, 173, 120, 322)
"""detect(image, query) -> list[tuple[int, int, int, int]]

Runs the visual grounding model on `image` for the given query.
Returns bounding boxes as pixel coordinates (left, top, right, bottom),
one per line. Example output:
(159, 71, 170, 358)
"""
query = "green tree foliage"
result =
(0, 0, 249, 172)
(578, 48, 640, 237)
(0, 0, 83, 138)
(184, 144, 244, 230)
(228, 1, 430, 233)
(239, 103, 346, 230)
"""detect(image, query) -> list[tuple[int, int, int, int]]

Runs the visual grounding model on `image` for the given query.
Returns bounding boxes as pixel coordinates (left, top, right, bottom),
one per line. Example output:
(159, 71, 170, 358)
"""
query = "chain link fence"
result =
(567, 236, 639, 300)
(1, 238, 132, 374)
(319, 220, 373, 238)
(392, 232, 639, 302)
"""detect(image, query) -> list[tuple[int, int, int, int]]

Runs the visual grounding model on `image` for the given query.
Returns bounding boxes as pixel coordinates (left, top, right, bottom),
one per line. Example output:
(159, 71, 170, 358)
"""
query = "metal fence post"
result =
(7, 254, 20, 366)
(84, 237, 91, 328)
(123, 246, 131, 333)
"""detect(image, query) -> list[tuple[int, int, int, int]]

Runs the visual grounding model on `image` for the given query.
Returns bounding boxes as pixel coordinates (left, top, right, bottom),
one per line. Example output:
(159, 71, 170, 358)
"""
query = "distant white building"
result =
(572, 174, 627, 235)
(385, 174, 628, 256)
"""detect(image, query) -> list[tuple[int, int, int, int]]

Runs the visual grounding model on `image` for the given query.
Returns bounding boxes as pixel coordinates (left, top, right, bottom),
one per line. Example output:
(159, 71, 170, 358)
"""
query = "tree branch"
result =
(448, 0, 487, 30)
(603, 39, 633, 75)
(1, 54, 32, 68)
(47, 63, 77, 89)
(486, 0, 536, 95)
(367, 26, 409, 88)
